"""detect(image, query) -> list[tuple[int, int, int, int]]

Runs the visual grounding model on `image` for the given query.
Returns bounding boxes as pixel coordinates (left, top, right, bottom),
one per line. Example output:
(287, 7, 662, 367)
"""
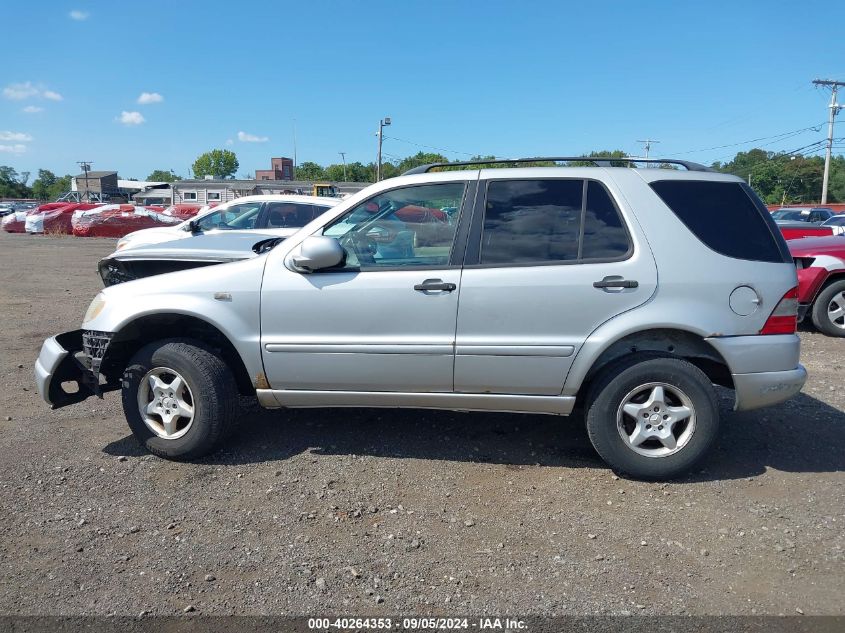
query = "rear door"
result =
(454, 176, 657, 395)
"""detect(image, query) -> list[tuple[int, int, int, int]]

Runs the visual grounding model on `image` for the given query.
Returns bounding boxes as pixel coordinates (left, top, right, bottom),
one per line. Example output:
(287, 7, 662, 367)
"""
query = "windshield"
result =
(822, 215, 845, 226)
(772, 210, 807, 221)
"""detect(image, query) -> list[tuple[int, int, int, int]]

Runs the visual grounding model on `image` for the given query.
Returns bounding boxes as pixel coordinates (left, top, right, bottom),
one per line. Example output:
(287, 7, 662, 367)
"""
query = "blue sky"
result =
(2, 0, 844, 180)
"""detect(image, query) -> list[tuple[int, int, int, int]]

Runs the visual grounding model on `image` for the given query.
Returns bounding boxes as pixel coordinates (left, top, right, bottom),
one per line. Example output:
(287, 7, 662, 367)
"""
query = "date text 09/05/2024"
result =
(307, 617, 527, 630)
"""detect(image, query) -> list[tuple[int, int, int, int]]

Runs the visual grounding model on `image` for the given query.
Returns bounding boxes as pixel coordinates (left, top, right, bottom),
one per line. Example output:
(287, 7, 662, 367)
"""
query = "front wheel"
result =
(585, 356, 719, 480)
(121, 340, 239, 460)
(810, 279, 845, 337)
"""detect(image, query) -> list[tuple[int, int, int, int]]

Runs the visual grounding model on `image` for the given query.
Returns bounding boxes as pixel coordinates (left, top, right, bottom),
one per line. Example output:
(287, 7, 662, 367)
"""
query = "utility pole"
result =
(813, 79, 844, 204)
(77, 161, 92, 202)
(339, 151, 347, 181)
(292, 119, 298, 180)
(376, 117, 391, 181)
(636, 139, 660, 159)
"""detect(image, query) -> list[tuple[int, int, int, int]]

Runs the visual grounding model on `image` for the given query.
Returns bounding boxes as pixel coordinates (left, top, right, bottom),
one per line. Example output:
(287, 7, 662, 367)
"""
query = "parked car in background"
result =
(1, 209, 30, 232)
(25, 203, 102, 234)
(70, 205, 182, 238)
(0, 203, 14, 217)
(771, 207, 835, 224)
(159, 203, 203, 221)
(789, 235, 845, 336)
(36, 157, 806, 480)
(115, 195, 340, 252)
(778, 222, 844, 240)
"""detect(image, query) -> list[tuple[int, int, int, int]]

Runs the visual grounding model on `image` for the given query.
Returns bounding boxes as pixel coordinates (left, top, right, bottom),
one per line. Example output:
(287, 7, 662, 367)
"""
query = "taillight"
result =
(759, 287, 798, 335)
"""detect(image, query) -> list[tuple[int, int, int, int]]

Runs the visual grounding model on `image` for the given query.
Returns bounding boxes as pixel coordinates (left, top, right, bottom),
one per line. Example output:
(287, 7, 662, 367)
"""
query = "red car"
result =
(789, 235, 845, 336)
(779, 224, 840, 240)
(70, 205, 181, 238)
(25, 202, 102, 234)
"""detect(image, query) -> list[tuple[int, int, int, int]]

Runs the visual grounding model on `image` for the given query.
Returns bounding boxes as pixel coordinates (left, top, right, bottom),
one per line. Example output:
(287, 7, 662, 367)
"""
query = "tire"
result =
(810, 279, 845, 337)
(121, 339, 239, 460)
(584, 356, 719, 480)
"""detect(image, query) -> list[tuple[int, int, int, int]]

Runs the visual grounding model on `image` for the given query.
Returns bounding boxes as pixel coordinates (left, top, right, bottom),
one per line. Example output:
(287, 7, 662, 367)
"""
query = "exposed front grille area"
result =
(82, 330, 114, 375)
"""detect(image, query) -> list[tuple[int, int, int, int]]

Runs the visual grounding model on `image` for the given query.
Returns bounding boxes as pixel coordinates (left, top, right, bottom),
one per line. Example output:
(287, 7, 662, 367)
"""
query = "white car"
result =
(115, 195, 340, 251)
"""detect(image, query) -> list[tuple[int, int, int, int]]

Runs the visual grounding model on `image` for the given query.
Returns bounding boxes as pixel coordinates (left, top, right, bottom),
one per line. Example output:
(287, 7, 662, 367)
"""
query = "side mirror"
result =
(188, 220, 201, 234)
(291, 236, 345, 272)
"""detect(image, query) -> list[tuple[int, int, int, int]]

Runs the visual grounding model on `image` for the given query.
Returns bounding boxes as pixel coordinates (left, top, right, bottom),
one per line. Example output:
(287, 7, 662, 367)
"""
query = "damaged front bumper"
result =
(34, 329, 116, 409)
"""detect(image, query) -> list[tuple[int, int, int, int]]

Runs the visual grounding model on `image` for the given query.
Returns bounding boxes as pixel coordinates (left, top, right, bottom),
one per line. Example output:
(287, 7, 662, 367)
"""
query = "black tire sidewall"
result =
(811, 280, 845, 337)
(121, 340, 236, 459)
(586, 357, 719, 480)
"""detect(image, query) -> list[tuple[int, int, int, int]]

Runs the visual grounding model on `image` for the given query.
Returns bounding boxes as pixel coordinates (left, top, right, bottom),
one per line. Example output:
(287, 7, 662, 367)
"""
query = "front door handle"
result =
(593, 275, 638, 289)
(414, 278, 457, 292)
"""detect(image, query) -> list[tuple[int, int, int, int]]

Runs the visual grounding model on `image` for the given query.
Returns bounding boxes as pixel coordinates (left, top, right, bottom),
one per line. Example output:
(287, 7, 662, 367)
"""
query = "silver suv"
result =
(35, 158, 807, 480)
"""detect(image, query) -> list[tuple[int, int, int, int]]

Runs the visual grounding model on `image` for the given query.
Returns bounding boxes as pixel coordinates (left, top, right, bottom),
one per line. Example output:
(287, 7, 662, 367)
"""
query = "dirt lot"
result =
(0, 230, 843, 617)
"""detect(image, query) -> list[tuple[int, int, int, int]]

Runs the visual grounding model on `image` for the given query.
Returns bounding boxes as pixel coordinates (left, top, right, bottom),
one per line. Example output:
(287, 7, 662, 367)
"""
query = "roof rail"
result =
(401, 156, 714, 176)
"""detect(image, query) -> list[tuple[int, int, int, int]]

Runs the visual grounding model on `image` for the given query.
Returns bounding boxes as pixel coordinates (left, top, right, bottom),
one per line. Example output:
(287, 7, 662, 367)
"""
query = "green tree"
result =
(31, 169, 57, 200)
(325, 161, 372, 182)
(192, 149, 239, 179)
(323, 163, 347, 182)
(147, 169, 181, 183)
(295, 161, 326, 181)
(48, 175, 72, 201)
(828, 156, 845, 203)
(0, 166, 32, 198)
(394, 152, 449, 173)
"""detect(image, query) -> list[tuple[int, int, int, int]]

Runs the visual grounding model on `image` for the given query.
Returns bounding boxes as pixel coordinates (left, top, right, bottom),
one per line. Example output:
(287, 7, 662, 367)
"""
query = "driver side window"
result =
(321, 182, 465, 270)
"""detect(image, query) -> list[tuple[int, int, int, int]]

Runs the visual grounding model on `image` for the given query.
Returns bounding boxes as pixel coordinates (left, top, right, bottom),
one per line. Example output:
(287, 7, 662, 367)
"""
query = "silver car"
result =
(35, 157, 807, 480)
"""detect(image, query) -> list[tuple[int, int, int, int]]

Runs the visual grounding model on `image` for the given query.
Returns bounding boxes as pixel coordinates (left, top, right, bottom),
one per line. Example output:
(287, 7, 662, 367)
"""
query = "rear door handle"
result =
(414, 278, 457, 292)
(593, 275, 638, 289)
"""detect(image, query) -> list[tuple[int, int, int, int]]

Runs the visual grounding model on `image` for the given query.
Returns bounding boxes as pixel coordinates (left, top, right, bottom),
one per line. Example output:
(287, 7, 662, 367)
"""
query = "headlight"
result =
(83, 293, 106, 323)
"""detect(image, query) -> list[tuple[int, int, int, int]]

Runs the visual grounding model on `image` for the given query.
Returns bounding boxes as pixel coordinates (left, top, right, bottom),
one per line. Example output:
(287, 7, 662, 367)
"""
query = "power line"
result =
(674, 122, 825, 156)
(382, 135, 496, 159)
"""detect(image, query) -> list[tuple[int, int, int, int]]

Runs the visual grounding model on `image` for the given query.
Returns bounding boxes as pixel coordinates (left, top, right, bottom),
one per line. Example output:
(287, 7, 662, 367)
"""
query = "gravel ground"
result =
(0, 231, 843, 617)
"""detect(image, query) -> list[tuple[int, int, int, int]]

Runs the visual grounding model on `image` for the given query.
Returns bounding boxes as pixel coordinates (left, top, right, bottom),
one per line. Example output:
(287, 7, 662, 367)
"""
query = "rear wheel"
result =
(121, 340, 239, 459)
(810, 279, 845, 337)
(585, 356, 719, 480)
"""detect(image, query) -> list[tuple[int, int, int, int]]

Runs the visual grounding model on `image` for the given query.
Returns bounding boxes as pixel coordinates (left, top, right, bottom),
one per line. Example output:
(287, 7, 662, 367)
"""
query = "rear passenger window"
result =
(481, 180, 583, 264)
(265, 203, 327, 228)
(650, 180, 788, 263)
(582, 181, 631, 260)
(479, 179, 631, 265)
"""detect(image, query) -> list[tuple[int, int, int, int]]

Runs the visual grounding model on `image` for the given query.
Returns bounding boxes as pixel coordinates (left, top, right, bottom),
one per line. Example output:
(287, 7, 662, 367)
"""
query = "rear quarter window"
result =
(649, 180, 790, 264)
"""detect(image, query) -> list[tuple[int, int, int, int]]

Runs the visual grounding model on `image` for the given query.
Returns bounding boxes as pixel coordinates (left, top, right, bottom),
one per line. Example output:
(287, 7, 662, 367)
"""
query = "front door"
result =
(454, 176, 657, 395)
(260, 180, 473, 392)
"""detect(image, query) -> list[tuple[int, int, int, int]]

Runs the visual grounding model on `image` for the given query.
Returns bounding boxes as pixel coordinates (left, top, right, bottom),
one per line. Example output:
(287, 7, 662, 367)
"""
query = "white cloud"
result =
(3, 81, 39, 100)
(117, 111, 145, 126)
(0, 144, 27, 154)
(2, 82, 63, 101)
(0, 131, 33, 142)
(22, 105, 44, 113)
(238, 131, 269, 143)
(225, 139, 234, 146)
(137, 92, 163, 105)
(69, 10, 89, 20)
